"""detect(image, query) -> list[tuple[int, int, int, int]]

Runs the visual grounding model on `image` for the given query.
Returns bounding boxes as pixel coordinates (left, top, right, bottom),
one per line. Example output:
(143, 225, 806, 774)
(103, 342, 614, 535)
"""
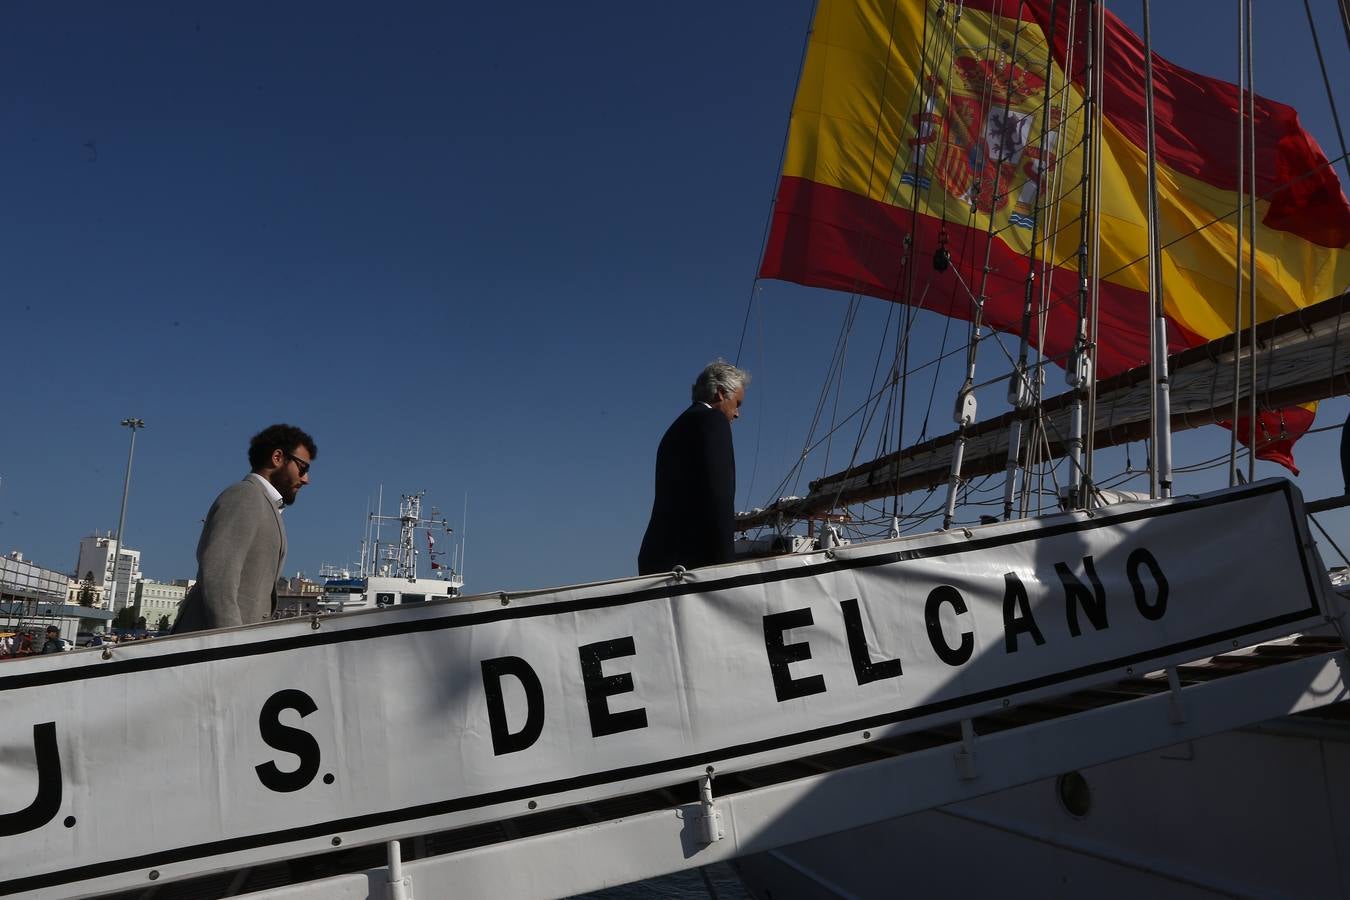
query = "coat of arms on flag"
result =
(896, 31, 1071, 232)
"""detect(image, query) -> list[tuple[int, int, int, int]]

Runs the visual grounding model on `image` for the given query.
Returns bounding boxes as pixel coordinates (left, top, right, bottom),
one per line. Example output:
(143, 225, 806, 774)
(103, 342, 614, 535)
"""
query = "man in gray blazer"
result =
(173, 424, 317, 634)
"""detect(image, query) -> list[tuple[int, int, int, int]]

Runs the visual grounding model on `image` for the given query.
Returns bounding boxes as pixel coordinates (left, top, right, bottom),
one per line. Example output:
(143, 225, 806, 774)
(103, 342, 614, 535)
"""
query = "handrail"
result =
(1304, 494, 1350, 514)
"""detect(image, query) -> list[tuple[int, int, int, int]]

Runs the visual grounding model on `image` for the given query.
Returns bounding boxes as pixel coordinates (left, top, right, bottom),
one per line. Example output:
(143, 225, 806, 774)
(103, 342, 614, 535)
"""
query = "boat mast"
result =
(1142, 0, 1174, 498)
(366, 491, 451, 581)
(942, 12, 1030, 530)
(1080, 0, 1106, 510)
(1243, 0, 1258, 484)
(364, 493, 453, 585)
(1064, 0, 1100, 512)
(1003, 0, 1064, 521)
(1229, 0, 1247, 487)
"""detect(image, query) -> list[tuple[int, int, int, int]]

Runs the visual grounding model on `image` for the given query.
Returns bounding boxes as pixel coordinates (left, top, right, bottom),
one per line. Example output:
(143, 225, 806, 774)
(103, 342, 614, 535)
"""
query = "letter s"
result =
(255, 689, 321, 793)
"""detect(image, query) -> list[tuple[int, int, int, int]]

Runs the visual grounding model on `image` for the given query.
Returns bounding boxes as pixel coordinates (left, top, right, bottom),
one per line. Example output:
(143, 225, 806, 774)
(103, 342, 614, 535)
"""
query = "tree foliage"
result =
(77, 571, 97, 608)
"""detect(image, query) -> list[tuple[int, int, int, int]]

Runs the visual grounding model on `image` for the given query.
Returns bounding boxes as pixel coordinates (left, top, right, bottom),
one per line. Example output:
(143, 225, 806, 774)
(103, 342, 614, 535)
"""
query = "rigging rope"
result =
(746, 0, 1343, 537)
(1302, 0, 1350, 185)
(735, 1, 817, 365)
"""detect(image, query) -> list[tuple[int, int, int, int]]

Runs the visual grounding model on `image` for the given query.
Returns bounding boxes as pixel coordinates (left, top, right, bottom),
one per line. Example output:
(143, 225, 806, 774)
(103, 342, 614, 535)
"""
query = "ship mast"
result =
(941, 11, 1034, 530)
(367, 491, 451, 581)
(1141, 0, 1175, 499)
(1064, 0, 1100, 511)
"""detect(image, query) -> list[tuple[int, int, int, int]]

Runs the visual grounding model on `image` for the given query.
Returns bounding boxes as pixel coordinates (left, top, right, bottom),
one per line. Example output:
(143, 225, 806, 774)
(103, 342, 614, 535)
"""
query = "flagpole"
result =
(109, 417, 146, 617)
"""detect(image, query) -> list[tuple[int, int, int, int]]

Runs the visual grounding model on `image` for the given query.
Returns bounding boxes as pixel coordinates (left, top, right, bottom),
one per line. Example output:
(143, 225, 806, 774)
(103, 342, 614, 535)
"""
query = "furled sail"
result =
(738, 290, 1350, 529)
(759, 0, 1350, 471)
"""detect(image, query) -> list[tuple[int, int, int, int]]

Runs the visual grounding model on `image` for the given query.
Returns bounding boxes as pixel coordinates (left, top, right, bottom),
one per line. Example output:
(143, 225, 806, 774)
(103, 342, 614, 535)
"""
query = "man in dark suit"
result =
(1342, 409, 1350, 494)
(638, 361, 750, 575)
(173, 424, 317, 634)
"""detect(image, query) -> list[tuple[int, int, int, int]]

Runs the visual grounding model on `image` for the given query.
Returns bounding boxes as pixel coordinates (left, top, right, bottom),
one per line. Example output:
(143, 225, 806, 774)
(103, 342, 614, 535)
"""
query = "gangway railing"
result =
(7, 479, 1343, 899)
(101, 632, 1348, 900)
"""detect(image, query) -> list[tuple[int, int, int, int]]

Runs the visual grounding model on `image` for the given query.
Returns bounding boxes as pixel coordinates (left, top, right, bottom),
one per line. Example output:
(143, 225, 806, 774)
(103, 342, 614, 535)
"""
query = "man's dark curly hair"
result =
(248, 424, 317, 472)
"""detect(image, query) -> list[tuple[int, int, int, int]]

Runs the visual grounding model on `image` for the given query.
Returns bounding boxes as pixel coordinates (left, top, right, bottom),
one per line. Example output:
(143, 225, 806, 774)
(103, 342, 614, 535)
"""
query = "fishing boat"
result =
(2, 1, 1349, 898)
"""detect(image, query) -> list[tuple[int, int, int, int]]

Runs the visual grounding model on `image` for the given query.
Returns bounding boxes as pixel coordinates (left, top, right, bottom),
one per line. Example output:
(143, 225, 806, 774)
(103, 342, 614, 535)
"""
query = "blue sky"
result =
(1, 2, 1347, 593)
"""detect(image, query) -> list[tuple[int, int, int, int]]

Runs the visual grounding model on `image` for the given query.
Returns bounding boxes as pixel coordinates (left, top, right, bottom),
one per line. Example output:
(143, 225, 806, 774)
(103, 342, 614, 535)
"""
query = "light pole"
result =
(108, 418, 146, 619)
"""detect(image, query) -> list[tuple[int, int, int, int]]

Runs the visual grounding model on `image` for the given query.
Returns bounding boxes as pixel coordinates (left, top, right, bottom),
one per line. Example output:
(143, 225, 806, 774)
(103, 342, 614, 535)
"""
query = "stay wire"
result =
(789, 296, 864, 498)
(735, 0, 818, 365)
(772, 0, 950, 511)
(1309, 512, 1350, 568)
(1303, 0, 1350, 184)
(887, 0, 956, 519)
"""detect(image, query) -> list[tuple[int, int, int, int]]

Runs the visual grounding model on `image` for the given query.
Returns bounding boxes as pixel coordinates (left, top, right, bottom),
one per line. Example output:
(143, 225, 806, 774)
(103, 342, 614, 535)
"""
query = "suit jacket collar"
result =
(248, 473, 285, 511)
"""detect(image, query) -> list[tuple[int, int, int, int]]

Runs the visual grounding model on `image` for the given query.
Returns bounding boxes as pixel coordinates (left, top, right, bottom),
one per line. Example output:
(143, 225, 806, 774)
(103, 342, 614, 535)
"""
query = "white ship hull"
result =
(0, 480, 1343, 898)
(736, 708, 1350, 898)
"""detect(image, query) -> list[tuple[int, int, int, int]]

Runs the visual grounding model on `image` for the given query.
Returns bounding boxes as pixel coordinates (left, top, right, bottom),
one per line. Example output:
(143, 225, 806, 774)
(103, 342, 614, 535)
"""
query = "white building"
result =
(1, 550, 114, 640)
(133, 579, 190, 631)
(66, 576, 106, 608)
(0, 551, 68, 607)
(75, 533, 142, 613)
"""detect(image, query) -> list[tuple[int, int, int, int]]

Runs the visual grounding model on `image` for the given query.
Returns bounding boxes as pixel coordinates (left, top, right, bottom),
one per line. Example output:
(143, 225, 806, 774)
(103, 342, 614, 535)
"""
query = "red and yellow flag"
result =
(760, 0, 1350, 471)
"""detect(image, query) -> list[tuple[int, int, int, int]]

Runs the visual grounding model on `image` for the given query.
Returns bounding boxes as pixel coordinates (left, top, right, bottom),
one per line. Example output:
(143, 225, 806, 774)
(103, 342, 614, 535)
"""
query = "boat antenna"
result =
(460, 493, 468, 586)
(374, 485, 384, 576)
(359, 496, 371, 577)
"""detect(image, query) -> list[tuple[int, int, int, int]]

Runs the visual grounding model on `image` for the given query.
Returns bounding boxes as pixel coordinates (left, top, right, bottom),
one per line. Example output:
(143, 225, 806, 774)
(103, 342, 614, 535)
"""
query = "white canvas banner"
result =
(0, 480, 1330, 896)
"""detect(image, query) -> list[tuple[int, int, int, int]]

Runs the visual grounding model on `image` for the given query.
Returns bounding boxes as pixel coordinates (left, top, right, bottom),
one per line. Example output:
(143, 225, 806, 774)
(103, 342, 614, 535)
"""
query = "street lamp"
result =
(108, 418, 146, 618)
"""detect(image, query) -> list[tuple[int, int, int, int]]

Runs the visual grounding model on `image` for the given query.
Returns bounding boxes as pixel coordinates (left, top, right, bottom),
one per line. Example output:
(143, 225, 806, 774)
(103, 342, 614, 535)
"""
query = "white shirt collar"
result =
(249, 473, 285, 511)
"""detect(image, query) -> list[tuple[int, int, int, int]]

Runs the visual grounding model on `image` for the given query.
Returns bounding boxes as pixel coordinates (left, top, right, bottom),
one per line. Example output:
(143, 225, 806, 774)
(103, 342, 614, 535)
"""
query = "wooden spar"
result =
(737, 290, 1350, 529)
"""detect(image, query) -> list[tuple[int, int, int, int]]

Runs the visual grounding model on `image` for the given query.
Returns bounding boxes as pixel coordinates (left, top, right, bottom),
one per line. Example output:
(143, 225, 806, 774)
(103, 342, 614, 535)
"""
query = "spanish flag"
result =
(760, 0, 1350, 471)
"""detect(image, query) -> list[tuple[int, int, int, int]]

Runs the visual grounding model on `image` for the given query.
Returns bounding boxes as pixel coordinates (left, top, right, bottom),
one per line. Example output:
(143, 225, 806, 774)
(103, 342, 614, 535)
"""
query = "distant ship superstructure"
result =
(318, 490, 464, 612)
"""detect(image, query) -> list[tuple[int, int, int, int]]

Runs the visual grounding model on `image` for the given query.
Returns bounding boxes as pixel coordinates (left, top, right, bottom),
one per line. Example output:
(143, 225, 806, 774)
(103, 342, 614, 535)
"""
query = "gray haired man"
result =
(638, 361, 749, 574)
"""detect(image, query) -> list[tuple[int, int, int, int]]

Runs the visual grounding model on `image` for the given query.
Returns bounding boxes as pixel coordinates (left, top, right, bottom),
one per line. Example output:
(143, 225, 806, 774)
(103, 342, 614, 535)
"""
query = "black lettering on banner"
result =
(1002, 572, 1046, 653)
(255, 690, 321, 793)
(841, 597, 902, 685)
(925, 585, 974, 667)
(482, 656, 546, 755)
(0, 722, 62, 837)
(1127, 547, 1169, 621)
(579, 636, 649, 738)
(1058, 555, 1109, 637)
(763, 608, 827, 702)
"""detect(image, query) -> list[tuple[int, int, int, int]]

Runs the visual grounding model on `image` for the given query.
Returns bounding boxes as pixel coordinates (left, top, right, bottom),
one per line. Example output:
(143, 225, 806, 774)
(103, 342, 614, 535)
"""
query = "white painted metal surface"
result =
(237, 650, 1348, 898)
(0, 480, 1337, 898)
(743, 717, 1350, 899)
